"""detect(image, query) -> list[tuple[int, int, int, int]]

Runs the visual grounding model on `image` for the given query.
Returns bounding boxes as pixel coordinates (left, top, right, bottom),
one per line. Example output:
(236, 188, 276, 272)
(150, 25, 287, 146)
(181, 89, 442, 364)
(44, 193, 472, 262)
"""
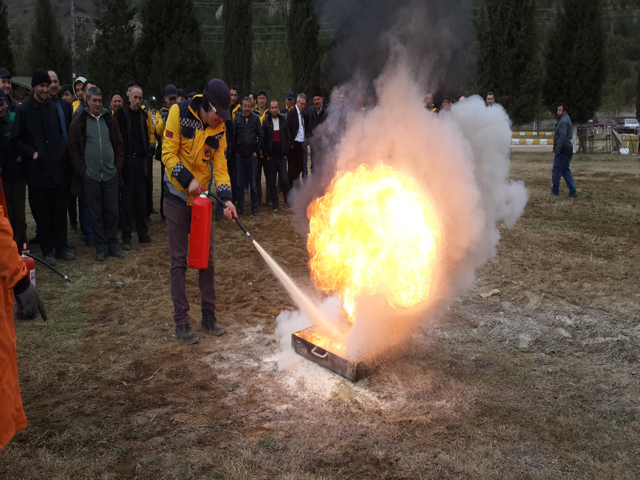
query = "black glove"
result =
(149, 144, 157, 157)
(15, 282, 48, 321)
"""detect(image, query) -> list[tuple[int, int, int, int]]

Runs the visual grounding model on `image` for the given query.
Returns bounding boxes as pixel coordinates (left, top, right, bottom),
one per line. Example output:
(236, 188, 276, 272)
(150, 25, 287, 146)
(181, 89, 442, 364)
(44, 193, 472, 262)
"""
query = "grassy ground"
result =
(0, 152, 639, 479)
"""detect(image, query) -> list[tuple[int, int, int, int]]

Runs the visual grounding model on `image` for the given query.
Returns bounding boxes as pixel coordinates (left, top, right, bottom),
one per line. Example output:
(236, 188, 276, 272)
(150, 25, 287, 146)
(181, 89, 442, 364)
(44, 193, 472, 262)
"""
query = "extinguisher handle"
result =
(205, 191, 255, 243)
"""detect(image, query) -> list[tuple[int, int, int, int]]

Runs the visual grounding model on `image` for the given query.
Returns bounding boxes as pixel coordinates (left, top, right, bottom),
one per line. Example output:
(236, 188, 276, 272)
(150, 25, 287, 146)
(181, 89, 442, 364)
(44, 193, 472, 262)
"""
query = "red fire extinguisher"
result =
(188, 193, 212, 269)
(22, 243, 36, 286)
(14, 243, 36, 319)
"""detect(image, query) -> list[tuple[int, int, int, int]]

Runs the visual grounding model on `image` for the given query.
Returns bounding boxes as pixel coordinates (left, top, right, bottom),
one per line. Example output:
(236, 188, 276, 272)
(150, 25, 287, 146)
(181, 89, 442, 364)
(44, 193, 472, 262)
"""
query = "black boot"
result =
(201, 310, 225, 336)
(175, 324, 199, 344)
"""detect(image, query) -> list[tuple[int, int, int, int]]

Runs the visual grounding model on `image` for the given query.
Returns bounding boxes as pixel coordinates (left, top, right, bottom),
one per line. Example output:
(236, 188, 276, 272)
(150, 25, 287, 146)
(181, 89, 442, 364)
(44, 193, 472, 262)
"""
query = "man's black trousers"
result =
(120, 155, 149, 243)
(28, 184, 68, 256)
(83, 174, 120, 250)
(288, 142, 304, 189)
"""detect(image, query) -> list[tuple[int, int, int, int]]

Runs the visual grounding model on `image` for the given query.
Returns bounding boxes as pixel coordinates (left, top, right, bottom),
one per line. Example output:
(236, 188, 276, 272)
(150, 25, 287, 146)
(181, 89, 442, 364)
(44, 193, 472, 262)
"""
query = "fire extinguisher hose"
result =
(21, 252, 73, 283)
(205, 191, 255, 243)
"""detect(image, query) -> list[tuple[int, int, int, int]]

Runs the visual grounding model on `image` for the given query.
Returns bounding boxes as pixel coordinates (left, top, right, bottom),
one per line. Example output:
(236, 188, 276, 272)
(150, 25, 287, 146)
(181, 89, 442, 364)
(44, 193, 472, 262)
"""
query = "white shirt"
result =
(272, 117, 280, 132)
(295, 105, 305, 142)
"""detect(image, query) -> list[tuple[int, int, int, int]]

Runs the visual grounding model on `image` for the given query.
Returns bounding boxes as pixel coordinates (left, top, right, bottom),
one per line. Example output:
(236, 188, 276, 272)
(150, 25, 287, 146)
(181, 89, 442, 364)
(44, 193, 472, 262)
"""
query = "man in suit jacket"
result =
(286, 93, 307, 191)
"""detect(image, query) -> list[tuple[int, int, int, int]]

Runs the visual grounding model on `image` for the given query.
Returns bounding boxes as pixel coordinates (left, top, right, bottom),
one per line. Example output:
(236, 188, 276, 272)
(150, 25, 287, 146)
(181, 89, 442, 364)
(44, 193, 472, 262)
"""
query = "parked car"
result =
(615, 118, 639, 134)
(594, 117, 616, 128)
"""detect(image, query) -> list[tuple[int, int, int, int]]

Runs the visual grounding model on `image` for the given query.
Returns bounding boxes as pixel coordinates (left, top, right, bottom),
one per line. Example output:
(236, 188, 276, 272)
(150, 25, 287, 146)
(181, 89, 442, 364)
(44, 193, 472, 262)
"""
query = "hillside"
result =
(5, 0, 104, 42)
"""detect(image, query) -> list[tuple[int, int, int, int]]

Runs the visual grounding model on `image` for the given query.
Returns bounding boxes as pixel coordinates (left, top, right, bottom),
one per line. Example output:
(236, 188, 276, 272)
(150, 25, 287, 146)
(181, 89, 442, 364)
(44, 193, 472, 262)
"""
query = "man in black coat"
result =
(262, 100, 290, 211)
(114, 85, 154, 250)
(232, 96, 263, 216)
(286, 93, 307, 191)
(307, 88, 329, 175)
(10, 69, 74, 265)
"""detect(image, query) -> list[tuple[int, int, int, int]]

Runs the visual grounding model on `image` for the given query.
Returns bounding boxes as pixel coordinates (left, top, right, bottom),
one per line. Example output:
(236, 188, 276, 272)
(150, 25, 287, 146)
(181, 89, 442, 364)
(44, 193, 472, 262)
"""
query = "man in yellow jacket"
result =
(162, 79, 237, 344)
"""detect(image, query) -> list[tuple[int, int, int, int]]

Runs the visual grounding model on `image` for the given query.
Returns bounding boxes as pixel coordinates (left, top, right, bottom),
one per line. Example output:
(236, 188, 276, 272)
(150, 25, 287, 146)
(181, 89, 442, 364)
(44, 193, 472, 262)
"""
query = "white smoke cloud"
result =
(274, 2, 528, 365)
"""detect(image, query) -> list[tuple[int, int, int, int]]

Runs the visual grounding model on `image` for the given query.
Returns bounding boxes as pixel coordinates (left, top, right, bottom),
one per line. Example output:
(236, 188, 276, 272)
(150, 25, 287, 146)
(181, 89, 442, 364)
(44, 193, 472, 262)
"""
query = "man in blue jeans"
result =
(551, 103, 578, 198)
(232, 97, 263, 216)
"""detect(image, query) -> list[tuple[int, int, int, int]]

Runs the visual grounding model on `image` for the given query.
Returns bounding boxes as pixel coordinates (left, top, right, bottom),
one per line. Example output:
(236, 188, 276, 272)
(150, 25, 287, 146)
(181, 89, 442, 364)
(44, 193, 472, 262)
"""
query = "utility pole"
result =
(71, 0, 76, 79)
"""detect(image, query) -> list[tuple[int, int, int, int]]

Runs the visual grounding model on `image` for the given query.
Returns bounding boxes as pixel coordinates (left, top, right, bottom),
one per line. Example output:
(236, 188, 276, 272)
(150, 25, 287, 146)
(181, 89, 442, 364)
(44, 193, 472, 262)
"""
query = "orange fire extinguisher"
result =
(188, 193, 212, 269)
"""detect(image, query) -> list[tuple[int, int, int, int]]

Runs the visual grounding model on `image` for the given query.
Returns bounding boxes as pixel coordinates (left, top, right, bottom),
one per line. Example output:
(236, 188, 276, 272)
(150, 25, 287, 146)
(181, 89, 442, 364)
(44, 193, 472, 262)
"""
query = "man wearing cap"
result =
(161, 78, 237, 344)
(0, 68, 18, 113)
(307, 88, 329, 175)
(176, 89, 188, 103)
(280, 91, 295, 115)
(253, 90, 268, 121)
(154, 85, 179, 220)
(72, 77, 87, 113)
(10, 69, 74, 266)
(216, 86, 241, 222)
(110, 91, 123, 113)
(0, 87, 28, 251)
(114, 85, 154, 249)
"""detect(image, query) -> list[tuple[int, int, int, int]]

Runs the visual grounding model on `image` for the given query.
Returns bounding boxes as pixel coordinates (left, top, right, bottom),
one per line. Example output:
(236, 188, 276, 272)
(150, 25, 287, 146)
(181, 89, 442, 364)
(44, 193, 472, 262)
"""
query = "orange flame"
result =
(307, 164, 440, 323)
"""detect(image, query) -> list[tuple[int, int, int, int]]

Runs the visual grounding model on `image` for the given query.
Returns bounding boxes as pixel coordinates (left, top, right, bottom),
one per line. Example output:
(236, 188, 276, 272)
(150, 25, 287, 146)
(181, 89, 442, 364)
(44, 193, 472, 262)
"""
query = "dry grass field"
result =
(0, 152, 639, 479)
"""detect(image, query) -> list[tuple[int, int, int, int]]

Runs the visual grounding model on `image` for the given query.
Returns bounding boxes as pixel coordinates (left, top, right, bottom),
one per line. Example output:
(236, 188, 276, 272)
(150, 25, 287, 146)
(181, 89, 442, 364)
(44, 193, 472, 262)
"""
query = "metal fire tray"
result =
(292, 326, 407, 382)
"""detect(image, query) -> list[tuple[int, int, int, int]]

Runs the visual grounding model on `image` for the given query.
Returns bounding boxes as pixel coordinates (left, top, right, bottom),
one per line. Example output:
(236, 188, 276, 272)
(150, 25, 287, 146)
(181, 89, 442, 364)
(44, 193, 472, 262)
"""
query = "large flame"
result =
(307, 163, 440, 323)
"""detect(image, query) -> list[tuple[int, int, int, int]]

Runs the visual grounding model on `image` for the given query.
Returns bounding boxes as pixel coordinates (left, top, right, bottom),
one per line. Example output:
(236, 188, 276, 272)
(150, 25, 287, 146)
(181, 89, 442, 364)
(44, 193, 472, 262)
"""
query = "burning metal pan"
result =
(292, 326, 408, 382)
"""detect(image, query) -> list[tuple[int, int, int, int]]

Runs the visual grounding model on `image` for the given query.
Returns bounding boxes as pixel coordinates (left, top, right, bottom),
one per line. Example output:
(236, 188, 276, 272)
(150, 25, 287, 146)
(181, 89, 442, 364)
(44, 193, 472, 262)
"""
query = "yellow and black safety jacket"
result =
(252, 106, 268, 123)
(280, 104, 294, 115)
(162, 95, 231, 206)
(230, 104, 241, 122)
(141, 104, 155, 143)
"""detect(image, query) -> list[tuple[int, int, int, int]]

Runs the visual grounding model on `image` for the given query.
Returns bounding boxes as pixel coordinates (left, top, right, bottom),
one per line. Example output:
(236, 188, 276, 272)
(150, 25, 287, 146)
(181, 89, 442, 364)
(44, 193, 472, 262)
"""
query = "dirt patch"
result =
(1, 154, 639, 479)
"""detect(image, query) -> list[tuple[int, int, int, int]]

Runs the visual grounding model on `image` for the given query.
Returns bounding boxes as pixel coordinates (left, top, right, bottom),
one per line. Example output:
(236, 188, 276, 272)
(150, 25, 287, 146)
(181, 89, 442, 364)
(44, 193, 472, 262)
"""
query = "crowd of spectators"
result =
(0, 65, 498, 264)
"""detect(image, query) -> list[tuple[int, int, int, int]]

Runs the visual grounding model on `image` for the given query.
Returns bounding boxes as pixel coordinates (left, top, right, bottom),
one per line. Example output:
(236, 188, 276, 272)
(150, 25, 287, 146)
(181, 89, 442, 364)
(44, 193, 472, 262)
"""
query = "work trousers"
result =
(235, 155, 258, 214)
(551, 149, 577, 196)
(83, 174, 119, 251)
(3, 180, 27, 250)
(164, 195, 216, 327)
(266, 157, 289, 210)
(28, 184, 68, 256)
(288, 141, 305, 189)
(120, 155, 149, 243)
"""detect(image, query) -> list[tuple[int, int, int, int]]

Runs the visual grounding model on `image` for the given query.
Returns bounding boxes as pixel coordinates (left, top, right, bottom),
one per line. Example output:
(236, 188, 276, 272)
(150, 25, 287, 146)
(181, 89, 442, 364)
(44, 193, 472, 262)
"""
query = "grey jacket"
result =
(553, 113, 573, 153)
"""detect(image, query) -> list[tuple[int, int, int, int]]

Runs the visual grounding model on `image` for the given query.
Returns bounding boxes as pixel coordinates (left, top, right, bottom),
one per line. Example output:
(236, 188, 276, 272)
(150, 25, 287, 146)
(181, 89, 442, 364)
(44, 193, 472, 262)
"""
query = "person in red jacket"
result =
(0, 205, 47, 449)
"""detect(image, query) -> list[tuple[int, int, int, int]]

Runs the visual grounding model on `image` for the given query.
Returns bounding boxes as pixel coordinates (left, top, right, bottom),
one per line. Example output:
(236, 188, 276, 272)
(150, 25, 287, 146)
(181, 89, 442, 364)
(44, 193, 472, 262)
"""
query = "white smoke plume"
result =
(274, 3, 528, 367)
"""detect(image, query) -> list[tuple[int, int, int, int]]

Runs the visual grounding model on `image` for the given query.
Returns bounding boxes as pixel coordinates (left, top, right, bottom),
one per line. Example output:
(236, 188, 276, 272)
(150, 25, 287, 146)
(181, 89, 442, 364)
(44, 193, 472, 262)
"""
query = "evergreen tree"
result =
(26, 0, 72, 81)
(0, 0, 15, 72)
(474, 0, 543, 125)
(543, 0, 606, 123)
(89, 0, 136, 95)
(137, 0, 210, 98)
(223, 0, 252, 96)
(287, 0, 320, 97)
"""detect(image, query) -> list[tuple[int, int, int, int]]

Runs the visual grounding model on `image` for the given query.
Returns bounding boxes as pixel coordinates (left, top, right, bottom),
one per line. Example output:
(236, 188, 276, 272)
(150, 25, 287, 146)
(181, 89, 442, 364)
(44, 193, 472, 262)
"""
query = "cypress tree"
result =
(137, 0, 210, 97)
(543, 0, 606, 123)
(0, 0, 15, 72)
(222, 0, 252, 96)
(474, 0, 543, 125)
(26, 0, 72, 81)
(89, 0, 136, 96)
(287, 0, 320, 97)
